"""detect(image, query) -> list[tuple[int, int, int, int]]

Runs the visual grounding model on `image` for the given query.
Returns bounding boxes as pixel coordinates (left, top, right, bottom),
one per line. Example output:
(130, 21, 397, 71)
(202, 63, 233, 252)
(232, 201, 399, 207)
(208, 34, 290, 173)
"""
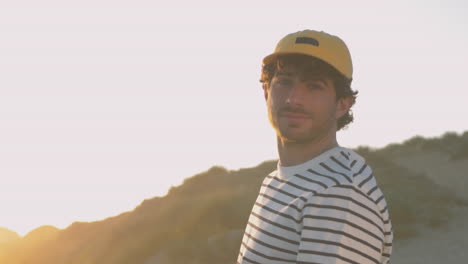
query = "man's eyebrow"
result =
(274, 71, 294, 77)
(274, 71, 328, 85)
(304, 77, 326, 82)
(300, 75, 328, 84)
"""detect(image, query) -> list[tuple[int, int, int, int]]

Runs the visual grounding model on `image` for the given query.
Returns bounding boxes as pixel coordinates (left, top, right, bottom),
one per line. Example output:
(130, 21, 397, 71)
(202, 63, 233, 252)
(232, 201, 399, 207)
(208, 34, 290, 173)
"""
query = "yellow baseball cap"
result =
(263, 30, 353, 79)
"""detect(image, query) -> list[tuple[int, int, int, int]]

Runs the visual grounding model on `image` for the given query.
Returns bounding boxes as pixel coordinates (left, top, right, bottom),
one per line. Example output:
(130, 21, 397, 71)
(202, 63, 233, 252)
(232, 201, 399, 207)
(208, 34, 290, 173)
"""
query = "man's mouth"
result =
(280, 111, 311, 121)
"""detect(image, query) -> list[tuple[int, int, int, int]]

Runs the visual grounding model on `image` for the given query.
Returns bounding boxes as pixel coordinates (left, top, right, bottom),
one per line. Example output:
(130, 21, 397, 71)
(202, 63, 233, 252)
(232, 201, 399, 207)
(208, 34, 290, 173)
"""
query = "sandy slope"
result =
(393, 151, 468, 200)
(391, 206, 468, 263)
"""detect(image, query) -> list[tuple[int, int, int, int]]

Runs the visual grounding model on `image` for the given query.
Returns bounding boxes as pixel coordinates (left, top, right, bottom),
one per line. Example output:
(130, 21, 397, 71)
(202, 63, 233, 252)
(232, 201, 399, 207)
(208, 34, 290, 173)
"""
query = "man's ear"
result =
(336, 96, 353, 119)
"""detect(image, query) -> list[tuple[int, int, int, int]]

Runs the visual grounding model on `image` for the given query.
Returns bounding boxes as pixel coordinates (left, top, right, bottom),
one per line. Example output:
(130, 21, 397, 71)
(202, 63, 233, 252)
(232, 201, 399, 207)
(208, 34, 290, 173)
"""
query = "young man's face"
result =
(265, 63, 349, 144)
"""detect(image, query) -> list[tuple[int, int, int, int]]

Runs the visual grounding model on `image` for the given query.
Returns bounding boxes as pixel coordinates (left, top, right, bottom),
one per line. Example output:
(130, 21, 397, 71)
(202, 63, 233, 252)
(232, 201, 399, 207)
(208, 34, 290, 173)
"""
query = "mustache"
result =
(278, 105, 312, 117)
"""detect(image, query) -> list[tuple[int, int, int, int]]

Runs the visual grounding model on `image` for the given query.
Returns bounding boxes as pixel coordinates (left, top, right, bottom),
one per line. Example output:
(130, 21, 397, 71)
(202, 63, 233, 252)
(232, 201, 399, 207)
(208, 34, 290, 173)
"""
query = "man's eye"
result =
(307, 83, 323, 90)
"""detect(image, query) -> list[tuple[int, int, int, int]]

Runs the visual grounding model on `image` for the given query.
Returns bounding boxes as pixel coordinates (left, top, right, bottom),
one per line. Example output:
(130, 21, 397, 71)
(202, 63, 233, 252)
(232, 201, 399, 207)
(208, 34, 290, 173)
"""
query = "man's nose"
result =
(286, 82, 306, 106)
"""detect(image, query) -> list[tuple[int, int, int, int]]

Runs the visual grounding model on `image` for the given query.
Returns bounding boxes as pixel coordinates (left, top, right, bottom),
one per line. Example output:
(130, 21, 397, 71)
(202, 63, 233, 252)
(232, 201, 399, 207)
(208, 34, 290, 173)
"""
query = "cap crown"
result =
(263, 30, 353, 79)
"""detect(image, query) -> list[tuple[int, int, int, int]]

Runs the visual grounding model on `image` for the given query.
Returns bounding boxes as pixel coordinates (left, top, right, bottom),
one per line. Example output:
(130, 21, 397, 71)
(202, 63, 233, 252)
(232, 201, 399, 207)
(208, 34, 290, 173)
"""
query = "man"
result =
(237, 30, 393, 264)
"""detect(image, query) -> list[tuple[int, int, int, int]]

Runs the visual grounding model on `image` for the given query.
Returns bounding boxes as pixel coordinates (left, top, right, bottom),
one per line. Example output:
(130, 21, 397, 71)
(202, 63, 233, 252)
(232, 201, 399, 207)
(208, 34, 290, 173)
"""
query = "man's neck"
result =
(277, 134, 338, 167)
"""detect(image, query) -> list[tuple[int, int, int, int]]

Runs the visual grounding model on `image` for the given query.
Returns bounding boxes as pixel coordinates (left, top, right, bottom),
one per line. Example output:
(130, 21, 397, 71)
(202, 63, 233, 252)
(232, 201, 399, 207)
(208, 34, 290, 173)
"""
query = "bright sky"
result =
(1, 0, 467, 236)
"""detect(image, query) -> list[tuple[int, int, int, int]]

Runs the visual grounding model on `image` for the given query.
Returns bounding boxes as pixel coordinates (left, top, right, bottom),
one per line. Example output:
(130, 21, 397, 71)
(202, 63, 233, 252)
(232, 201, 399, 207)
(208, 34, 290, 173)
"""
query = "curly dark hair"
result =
(260, 54, 358, 131)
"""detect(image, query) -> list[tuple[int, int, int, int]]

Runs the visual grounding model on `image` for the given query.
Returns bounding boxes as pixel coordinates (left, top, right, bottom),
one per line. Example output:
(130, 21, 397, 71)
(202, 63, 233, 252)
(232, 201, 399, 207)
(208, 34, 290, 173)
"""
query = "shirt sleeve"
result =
(296, 185, 386, 264)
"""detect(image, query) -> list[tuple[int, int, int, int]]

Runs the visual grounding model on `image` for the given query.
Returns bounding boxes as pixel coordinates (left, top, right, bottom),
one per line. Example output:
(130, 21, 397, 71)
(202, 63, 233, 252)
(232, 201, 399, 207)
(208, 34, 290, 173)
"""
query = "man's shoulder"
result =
(312, 146, 371, 185)
(319, 147, 389, 215)
(304, 147, 384, 201)
(266, 147, 378, 198)
(334, 147, 368, 169)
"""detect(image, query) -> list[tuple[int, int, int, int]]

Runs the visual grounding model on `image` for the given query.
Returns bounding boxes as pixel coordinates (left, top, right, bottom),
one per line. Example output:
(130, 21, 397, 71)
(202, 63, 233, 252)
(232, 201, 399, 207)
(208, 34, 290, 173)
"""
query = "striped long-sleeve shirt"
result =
(237, 146, 393, 264)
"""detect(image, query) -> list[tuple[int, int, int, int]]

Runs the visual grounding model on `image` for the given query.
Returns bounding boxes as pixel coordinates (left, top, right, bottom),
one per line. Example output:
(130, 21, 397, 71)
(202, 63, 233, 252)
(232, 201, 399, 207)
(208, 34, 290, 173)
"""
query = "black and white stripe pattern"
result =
(238, 147, 393, 264)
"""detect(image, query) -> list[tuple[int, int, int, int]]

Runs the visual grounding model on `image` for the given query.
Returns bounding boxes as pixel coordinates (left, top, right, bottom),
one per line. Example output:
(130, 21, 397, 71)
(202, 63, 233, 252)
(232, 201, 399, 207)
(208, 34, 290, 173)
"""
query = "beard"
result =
(268, 104, 336, 144)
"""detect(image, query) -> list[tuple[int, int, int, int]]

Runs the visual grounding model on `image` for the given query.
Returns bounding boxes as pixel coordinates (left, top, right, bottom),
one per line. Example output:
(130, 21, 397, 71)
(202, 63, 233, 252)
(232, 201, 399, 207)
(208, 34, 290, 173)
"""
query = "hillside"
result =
(0, 131, 467, 264)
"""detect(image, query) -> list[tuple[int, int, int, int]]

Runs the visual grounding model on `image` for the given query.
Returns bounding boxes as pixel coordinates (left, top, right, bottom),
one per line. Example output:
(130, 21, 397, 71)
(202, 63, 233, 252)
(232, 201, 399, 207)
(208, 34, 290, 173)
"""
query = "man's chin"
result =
(278, 131, 311, 143)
